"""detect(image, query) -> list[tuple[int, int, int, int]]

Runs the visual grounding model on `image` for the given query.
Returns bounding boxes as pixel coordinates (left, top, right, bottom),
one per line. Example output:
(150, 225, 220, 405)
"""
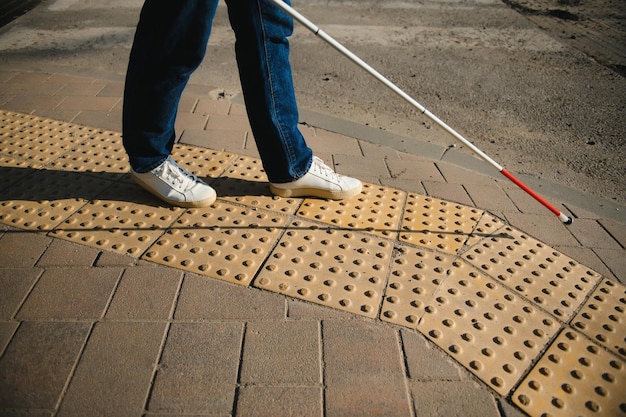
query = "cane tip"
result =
(559, 213, 573, 224)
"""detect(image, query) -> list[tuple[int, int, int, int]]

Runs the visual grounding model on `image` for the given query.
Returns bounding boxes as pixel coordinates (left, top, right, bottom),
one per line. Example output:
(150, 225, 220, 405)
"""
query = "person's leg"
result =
(226, 0, 362, 199)
(122, 0, 219, 207)
(123, 0, 219, 173)
(225, 0, 312, 183)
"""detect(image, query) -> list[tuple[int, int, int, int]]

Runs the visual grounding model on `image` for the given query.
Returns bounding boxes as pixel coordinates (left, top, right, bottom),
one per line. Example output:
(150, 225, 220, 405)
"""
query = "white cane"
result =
(270, 0, 573, 224)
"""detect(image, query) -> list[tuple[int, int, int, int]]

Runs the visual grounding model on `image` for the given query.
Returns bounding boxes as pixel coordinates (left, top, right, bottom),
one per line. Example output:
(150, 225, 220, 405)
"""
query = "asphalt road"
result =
(0, 0, 624, 204)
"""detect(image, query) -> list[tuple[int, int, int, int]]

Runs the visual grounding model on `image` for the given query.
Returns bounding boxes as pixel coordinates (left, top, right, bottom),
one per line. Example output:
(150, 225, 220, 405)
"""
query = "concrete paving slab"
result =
(400, 329, 464, 381)
(0, 322, 18, 355)
(0, 321, 91, 411)
(408, 380, 500, 417)
(56, 322, 166, 417)
(105, 266, 183, 320)
(323, 320, 412, 417)
(0, 230, 50, 268)
(16, 267, 122, 320)
(386, 159, 445, 182)
(598, 218, 626, 248)
(35, 238, 100, 267)
(0, 268, 42, 319)
(593, 248, 626, 284)
(421, 180, 474, 206)
(174, 274, 286, 321)
(235, 386, 323, 417)
(148, 322, 243, 414)
(239, 320, 321, 385)
(567, 218, 622, 249)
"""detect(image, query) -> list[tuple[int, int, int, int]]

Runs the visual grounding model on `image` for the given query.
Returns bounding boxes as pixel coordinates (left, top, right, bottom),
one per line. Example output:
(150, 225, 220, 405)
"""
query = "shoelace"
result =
(310, 156, 340, 182)
(155, 157, 198, 190)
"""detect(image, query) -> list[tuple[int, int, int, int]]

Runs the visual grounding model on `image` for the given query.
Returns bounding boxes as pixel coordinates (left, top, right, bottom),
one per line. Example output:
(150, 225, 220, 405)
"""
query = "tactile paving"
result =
(417, 259, 561, 395)
(462, 211, 509, 252)
(513, 328, 626, 417)
(0, 169, 114, 231)
(3, 110, 625, 417)
(171, 144, 237, 179)
(50, 181, 183, 256)
(380, 246, 454, 327)
(143, 201, 289, 285)
(0, 155, 40, 191)
(212, 155, 302, 214)
(46, 130, 129, 175)
(0, 110, 95, 164)
(399, 193, 483, 254)
(571, 278, 626, 359)
(254, 219, 394, 317)
(296, 183, 405, 239)
(463, 226, 602, 322)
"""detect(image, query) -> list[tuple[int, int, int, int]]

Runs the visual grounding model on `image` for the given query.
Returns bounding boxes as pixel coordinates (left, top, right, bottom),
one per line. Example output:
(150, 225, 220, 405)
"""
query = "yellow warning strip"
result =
(1, 110, 624, 417)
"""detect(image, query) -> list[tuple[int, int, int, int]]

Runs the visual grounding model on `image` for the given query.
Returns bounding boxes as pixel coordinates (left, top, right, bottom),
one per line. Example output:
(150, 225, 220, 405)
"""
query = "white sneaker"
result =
(269, 156, 362, 200)
(131, 156, 216, 207)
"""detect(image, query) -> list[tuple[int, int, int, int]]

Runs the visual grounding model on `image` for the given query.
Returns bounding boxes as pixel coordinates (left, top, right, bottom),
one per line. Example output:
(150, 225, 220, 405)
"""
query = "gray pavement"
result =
(0, 1, 625, 417)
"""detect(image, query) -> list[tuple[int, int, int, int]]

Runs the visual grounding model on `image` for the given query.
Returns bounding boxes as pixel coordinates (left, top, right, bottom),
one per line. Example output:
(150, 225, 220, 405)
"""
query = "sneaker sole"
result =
(269, 183, 362, 200)
(131, 174, 216, 208)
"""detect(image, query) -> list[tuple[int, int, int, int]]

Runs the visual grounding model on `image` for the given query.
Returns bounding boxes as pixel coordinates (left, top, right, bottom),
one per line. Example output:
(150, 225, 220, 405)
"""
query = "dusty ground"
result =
(0, 0, 624, 204)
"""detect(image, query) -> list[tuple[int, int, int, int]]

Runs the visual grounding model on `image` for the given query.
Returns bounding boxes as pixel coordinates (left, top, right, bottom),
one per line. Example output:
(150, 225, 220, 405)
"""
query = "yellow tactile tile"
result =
(171, 144, 237, 179)
(254, 219, 394, 317)
(571, 278, 626, 359)
(399, 193, 483, 254)
(296, 183, 406, 240)
(0, 155, 41, 189)
(50, 181, 183, 256)
(0, 169, 113, 231)
(417, 259, 561, 396)
(143, 201, 289, 285)
(46, 130, 129, 175)
(213, 155, 302, 214)
(380, 246, 454, 327)
(513, 328, 626, 417)
(0, 110, 98, 164)
(463, 226, 603, 322)
(463, 210, 509, 249)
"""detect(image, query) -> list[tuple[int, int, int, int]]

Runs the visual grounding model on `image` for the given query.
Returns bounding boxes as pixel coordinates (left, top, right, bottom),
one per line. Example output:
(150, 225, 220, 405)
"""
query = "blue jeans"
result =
(122, 0, 313, 183)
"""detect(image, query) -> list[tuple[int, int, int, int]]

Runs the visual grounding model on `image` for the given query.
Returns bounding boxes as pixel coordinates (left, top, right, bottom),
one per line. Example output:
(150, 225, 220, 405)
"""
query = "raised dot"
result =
(570, 370, 583, 380)
(384, 310, 397, 319)
(585, 401, 600, 413)
(449, 345, 461, 354)
(502, 363, 515, 374)
(551, 398, 565, 409)
(490, 377, 504, 388)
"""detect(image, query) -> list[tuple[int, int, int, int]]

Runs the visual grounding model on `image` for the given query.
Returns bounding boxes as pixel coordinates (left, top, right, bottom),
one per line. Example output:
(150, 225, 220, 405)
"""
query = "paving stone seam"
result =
(5, 267, 45, 320)
(142, 321, 174, 415)
(590, 248, 624, 279)
(52, 321, 96, 415)
(396, 329, 419, 417)
(595, 220, 625, 250)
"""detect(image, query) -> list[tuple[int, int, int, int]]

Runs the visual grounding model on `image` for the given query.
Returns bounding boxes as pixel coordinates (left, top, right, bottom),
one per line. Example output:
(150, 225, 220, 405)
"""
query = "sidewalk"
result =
(0, 68, 624, 417)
